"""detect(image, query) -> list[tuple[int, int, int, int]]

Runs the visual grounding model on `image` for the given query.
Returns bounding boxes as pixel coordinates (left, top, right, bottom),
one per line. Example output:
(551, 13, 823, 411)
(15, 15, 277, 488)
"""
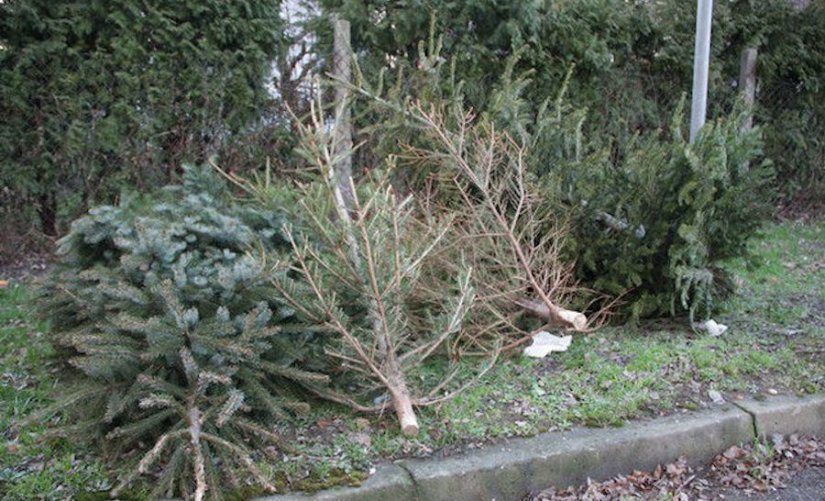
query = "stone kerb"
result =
(257, 406, 754, 501)
(735, 394, 825, 438)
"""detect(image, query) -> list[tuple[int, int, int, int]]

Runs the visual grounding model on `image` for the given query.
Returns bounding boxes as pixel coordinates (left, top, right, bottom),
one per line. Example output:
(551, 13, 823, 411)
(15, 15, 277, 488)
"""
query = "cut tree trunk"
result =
(385, 360, 419, 436)
(516, 298, 587, 331)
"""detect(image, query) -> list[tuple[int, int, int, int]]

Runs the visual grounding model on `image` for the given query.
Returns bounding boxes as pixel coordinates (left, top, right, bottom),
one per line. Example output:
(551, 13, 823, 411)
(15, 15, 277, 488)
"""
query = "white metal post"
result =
(690, 0, 713, 144)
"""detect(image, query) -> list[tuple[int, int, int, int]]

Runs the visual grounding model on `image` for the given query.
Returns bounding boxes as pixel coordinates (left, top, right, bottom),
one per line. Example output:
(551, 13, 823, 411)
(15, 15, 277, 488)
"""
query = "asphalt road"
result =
(713, 467, 825, 501)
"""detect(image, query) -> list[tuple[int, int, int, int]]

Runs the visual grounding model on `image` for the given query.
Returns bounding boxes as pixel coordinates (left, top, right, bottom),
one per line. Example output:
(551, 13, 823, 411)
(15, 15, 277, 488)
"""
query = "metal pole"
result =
(689, 0, 713, 144)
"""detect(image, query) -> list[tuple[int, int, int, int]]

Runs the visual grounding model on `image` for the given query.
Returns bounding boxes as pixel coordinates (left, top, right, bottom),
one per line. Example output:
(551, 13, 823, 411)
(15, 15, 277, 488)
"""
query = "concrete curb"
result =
(734, 394, 825, 438)
(397, 407, 751, 501)
(256, 395, 824, 501)
(258, 464, 417, 501)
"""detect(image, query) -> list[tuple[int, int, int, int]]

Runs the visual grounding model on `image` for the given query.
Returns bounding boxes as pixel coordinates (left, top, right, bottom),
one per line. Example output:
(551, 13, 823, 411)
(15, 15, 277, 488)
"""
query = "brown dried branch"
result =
(397, 102, 587, 354)
(266, 95, 487, 436)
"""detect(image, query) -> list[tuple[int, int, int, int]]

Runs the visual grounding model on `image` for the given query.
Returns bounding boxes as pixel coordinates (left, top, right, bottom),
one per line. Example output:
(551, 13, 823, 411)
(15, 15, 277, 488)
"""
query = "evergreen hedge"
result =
(0, 0, 284, 237)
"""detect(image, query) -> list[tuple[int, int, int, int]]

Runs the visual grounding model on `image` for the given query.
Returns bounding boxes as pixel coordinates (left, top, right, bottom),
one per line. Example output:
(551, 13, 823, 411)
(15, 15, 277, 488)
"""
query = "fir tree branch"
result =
(112, 429, 185, 497)
(187, 402, 208, 501)
(201, 432, 277, 494)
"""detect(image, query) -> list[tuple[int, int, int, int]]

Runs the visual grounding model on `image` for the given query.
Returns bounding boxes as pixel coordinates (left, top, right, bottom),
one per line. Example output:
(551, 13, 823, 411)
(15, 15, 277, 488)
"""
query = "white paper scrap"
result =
(523, 331, 573, 358)
(694, 319, 728, 337)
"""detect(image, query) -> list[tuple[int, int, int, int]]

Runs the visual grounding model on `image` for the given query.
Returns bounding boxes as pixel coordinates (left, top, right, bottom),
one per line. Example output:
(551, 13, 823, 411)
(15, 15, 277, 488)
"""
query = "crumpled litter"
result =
(694, 319, 728, 337)
(524, 331, 572, 358)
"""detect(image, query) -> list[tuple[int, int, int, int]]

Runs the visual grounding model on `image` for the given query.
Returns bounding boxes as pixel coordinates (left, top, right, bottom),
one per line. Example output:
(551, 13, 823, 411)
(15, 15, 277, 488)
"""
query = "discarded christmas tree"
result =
(402, 103, 588, 354)
(334, 48, 589, 352)
(254, 102, 485, 436)
(38, 166, 326, 501)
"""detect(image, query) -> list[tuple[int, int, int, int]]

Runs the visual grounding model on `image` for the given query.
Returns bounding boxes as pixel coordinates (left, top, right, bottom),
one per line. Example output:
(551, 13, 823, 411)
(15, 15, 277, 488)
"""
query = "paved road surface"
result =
(714, 467, 825, 501)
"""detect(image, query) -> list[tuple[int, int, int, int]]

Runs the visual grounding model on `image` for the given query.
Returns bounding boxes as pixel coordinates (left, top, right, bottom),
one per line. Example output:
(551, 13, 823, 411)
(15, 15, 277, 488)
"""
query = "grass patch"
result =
(0, 287, 117, 500)
(1, 221, 823, 498)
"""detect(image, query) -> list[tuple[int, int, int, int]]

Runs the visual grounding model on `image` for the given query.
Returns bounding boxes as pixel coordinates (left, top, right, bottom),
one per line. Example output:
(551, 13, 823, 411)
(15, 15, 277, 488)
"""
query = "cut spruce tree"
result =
(37, 166, 327, 501)
(256, 102, 486, 436)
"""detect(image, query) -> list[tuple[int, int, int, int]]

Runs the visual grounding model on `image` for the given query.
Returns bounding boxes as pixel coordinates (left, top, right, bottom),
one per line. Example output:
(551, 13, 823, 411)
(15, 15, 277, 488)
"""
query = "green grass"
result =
(1, 221, 823, 498)
(0, 287, 115, 500)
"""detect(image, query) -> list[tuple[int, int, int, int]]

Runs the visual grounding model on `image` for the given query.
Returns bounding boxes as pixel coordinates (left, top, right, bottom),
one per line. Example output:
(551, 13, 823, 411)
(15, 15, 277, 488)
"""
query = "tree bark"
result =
(333, 16, 354, 209)
(37, 190, 58, 237)
(386, 361, 419, 436)
(739, 48, 757, 133)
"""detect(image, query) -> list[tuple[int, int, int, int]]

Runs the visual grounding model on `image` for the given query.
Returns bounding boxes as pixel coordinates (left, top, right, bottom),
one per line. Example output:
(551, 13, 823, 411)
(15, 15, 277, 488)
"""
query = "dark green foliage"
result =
(0, 0, 284, 236)
(323, 0, 793, 320)
(324, 0, 823, 201)
(652, 0, 825, 201)
(752, 2, 825, 200)
(343, 39, 773, 320)
(561, 103, 773, 320)
(37, 166, 326, 499)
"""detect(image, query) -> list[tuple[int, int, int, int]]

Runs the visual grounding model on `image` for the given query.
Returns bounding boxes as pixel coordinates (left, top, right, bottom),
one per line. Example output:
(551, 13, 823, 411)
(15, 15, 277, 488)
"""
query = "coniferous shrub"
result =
(0, 0, 285, 238)
(37, 166, 326, 501)
(337, 41, 769, 325)
(472, 57, 775, 321)
(560, 103, 774, 321)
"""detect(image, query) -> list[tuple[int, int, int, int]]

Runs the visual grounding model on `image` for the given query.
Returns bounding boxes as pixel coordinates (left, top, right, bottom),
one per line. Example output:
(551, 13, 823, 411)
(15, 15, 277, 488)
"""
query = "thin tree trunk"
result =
(385, 360, 419, 436)
(187, 403, 207, 501)
(333, 16, 354, 209)
(739, 48, 757, 133)
(516, 298, 588, 330)
(38, 190, 57, 237)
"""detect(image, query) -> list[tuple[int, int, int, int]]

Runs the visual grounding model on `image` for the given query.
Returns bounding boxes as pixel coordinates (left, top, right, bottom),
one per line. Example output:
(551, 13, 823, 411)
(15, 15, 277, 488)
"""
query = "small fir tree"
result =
(38, 166, 326, 501)
(562, 101, 773, 320)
